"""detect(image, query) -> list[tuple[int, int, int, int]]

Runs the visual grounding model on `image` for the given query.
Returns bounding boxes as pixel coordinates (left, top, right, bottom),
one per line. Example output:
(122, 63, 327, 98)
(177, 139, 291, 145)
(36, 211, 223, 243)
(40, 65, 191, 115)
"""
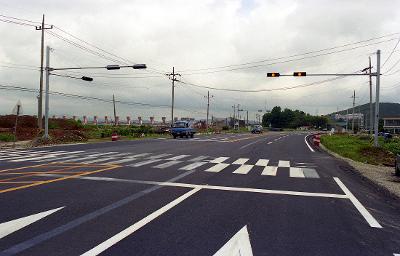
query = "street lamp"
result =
(43, 46, 147, 139)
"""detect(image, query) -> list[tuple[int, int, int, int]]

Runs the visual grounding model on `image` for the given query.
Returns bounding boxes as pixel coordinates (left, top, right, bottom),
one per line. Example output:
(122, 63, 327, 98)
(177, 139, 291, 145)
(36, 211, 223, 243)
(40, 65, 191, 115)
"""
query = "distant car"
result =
(251, 125, 263, 134)
(170, 120, 196, 139)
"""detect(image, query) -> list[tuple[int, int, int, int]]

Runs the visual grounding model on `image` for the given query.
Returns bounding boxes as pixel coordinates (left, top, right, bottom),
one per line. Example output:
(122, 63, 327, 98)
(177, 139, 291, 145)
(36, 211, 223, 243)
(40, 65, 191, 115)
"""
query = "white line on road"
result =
(210, 157, 230, 164)
(81, 188, 201, 256)
(278, 160, 290, 167)
(166, 155, 190, 161)
(129, 159, 163, 167)
(255, 159, 269, 166)
(179, 161, 208, 170)
(304, 135, 315, 152)
(153, 160, 182, 169)
(333, 177, 382, 228)
(267, 142, 273, 145)
(41, 174, 346, 199)
(204, 163, 230, 173)
(232, 164, 253, 175)
(232, 158, 249, 165)
(239, 137, 267, 149)
(261, 166, 278, 176)
(289, 167, 305, 178)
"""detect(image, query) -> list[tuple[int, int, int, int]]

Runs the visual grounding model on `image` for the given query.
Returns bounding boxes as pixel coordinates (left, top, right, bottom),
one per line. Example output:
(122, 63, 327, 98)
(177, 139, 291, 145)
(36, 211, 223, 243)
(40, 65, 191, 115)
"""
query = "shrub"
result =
(0, 133, 15, 142)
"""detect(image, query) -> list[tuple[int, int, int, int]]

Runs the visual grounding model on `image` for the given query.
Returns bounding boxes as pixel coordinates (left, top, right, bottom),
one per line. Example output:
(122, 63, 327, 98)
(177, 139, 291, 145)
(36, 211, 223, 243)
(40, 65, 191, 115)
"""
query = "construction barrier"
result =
(111, 133, 119, 141)
(313, 134, 321, 147)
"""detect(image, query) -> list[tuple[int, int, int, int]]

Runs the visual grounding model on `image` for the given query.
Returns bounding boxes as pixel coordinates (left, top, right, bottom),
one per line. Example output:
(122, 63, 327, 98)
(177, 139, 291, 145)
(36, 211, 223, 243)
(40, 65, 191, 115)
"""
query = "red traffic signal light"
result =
(293, 72, 306, 77)
(267, 73, 280, 77)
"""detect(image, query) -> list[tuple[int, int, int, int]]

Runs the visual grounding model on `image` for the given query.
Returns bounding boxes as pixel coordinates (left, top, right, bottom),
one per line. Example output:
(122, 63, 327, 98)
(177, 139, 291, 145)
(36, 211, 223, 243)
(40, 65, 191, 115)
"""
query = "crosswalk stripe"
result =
(108, 158, 138, 164)
(204, 163, 230, 173)
(255, 159, 269, 166)
(278, 160, 290, 167)
(63, 156, 98, 162)
(302, 168, 320, 178)
(129, 159, 163, 167)
(232, 164, 253, 174)
(232, 158, 249, 165)
(82, 157, 117, 164)
(188, 156, 209, 162)
(130, 153, 152, 158)
(289, 167, 305, 178)
(210, 157, 229, 164)
(0, 153, 43, 161)
(148, 153, 172, 159)
(166, 155, 190, 161)
(35, 154, 81, 162)
(179, 162, 207, 170)
(261, 166, 278, 176)
(153, 161, 182, 169)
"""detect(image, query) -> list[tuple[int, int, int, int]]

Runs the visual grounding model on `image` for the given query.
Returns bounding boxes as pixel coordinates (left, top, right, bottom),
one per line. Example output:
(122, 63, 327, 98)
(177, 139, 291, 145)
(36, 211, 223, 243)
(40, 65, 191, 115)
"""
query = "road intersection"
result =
(0, 132, 399, 255)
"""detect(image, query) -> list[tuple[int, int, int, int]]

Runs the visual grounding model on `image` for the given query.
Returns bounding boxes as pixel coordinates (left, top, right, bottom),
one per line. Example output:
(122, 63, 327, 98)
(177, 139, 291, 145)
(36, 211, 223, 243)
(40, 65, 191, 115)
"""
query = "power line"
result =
(178, 76, 347, 93)
(382, 37, 400, 68)
(178, 38, 399, 75)
(0, 18, 36, 27)
(177, 33, 400, 73)
(0, 14, 41, 24)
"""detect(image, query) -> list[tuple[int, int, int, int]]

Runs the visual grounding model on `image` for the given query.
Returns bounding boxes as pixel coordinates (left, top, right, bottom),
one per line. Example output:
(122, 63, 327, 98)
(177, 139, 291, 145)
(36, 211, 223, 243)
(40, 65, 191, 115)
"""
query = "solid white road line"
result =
(304, 134, 315, 152)
(289, 167, 305, 178)
(179, 162, 208, 170)
(232, 158, 249, 165)
(255, 159, 269, 166)
(0, 207, 64, 239)
(129, 159, 163, 167)
(232, 164, 253, 175)
(278, 160, 290, 167)
(333, 177, 382, 228)
(166, 155, 190, 161)
(153, 160, 182, 169)
(210, 157, 230, 164)
(204, 163, 230, 173)
(40, 173, 348, 199)
(81, 188, 201, 256)
(261, 166, 278, 176)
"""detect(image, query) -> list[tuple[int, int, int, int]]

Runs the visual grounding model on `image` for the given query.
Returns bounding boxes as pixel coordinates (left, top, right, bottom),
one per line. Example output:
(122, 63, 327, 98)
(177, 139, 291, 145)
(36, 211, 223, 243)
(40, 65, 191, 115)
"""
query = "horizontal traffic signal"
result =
(293, 72, 306, 77)
(267, 73, 280, 77)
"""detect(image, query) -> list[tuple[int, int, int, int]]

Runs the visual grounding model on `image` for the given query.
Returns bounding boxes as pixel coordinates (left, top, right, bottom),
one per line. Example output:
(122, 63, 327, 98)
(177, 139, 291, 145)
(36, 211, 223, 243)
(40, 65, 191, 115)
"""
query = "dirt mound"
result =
(32, 129, 88, 146)
(359, 146, 395, 166)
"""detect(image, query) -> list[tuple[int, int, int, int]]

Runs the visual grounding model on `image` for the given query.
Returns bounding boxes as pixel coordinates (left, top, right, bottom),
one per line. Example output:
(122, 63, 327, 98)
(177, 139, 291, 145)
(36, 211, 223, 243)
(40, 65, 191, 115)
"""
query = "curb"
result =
(319, 143, 400, 200)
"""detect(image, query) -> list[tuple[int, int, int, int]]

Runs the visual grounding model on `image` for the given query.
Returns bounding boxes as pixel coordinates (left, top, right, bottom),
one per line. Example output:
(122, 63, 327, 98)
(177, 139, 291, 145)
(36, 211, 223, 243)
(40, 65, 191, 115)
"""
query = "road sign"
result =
(12, 100, 23, 115)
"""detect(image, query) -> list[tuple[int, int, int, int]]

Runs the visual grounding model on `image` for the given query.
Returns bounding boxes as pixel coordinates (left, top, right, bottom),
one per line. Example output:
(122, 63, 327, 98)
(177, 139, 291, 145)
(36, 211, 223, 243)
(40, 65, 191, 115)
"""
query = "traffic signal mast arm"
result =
(267, 72, 376, 77)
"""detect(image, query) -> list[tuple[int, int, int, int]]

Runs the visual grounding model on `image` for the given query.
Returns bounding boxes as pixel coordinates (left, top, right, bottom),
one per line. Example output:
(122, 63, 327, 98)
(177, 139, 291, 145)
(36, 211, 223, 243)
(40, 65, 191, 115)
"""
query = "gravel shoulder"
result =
(320, 143, 400, 199)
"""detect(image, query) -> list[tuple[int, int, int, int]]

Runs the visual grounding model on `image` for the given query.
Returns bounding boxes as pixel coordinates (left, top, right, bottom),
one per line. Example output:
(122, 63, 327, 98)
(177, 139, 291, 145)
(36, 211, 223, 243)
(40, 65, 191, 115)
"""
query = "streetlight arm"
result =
(50, 64, 147, 71)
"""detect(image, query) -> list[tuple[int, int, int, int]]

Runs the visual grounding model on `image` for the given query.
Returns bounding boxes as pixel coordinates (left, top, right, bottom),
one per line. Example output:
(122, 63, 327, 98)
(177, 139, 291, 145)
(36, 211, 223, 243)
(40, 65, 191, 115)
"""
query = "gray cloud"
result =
(0, 0, 399, 122)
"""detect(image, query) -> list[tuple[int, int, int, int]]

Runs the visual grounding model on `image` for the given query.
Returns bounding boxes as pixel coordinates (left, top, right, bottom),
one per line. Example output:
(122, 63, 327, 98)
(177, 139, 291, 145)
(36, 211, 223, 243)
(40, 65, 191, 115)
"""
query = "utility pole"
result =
(232, 105, 236, 129)
(374, 50, 381, 147)
(352, 90, 356, 133)
(368, 56, 373, 135)
(44, 46, 51, 139)
(167, 67, 180, 125)
(346, 108, 349, 131)
(246, 110, 249, 126)
(113, 94, 117, 126)
(204, 91, 213, 132)
(36, 14, 53, 129)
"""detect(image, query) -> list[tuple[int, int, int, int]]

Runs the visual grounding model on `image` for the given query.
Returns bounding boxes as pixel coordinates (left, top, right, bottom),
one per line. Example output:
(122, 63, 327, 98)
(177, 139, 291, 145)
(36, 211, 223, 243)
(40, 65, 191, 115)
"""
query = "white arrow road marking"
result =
(81, 188, 200, 256)
(0, 207, 64, 239)
(213, 225, 253, 256)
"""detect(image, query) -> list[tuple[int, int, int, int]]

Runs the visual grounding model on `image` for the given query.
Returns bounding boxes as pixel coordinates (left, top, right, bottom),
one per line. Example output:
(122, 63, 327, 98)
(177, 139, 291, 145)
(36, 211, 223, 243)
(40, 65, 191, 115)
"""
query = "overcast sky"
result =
(1, 0, 400, 121)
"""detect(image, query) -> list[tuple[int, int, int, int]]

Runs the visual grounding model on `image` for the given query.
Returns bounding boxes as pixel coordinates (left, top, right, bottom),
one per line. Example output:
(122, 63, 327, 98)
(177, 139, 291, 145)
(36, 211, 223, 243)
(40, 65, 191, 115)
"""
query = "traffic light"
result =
(267, 73, 280, 77)
(293, 72, 306, 77)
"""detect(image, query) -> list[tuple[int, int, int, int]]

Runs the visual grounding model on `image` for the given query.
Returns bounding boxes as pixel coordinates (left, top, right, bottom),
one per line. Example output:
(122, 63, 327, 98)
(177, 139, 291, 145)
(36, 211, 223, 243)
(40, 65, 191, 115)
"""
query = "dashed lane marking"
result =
(204, 163, 230, 173)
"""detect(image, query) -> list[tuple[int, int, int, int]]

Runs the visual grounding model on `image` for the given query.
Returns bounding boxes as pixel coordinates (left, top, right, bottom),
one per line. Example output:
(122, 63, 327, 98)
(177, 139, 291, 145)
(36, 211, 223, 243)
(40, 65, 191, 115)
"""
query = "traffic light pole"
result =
(44, 46, 51, 139)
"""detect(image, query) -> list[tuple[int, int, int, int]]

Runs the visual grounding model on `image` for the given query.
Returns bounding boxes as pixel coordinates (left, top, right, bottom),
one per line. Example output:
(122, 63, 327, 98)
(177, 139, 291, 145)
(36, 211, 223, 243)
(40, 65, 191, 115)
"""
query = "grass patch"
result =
(0, 133, 15, 142)
(321, 134, 396, 166)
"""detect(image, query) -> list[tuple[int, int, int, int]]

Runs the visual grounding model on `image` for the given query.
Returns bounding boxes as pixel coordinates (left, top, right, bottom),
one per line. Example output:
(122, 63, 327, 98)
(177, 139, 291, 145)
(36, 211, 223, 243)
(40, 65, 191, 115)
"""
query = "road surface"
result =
(0, 132, 399, 255)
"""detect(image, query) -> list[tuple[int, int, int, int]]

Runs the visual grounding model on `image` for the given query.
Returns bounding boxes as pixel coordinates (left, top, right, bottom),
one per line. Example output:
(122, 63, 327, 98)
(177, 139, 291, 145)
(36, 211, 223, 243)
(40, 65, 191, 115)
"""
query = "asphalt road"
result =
(0, 131, 399, 256)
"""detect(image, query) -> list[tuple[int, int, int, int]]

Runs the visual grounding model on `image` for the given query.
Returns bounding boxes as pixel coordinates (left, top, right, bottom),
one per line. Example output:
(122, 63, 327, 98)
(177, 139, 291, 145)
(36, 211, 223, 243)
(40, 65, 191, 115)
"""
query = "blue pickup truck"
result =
(171, 120, 196, 139)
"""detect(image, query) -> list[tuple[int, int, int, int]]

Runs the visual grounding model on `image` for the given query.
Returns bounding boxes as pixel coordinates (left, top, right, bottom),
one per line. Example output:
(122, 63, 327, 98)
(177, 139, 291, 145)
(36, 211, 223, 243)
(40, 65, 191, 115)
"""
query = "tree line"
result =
(262, 106, 328, 129)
